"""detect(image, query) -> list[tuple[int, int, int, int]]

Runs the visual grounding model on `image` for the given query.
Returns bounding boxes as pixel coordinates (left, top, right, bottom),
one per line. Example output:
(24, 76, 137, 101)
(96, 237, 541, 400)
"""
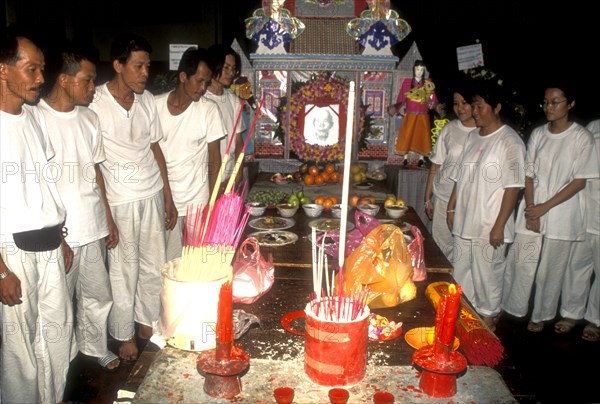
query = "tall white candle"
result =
(338, 81, 355, 271)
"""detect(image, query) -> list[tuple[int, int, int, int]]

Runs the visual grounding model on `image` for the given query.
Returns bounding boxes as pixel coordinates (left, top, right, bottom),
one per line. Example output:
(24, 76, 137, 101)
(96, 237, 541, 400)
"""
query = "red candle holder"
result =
(412, 341, 467, 398)
(196, 341, 249, 399)
(328, 387, 350, 404)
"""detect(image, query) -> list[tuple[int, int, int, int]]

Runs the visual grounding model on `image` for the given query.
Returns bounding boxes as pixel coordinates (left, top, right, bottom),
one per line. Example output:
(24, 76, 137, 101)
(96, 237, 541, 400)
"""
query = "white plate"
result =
(308, 218, 355, 232)
(248, 231, 299, 247)
(354, 182, 374, 190)
(248, 217, 295, 231)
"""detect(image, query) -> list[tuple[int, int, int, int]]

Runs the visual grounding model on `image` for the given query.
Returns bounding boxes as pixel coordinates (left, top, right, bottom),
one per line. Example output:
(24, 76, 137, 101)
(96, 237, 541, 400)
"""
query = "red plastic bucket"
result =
(303, 300, 370, 386)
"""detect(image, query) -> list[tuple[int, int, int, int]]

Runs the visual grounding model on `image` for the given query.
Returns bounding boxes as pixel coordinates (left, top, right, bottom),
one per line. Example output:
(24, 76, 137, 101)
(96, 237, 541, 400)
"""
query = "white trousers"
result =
(450, 236, 508, 317)
(431, 196, 452, 260)
(506, 236, 578, 323)
(560, 237, 595, 320)
(501, 233, 543, 317)
(66, 240, 113, 359)
(584, 233, 600, 326)
(0, 245, 73, 404)
(165, 216, 185, 262)
(107, 191, 166, 341)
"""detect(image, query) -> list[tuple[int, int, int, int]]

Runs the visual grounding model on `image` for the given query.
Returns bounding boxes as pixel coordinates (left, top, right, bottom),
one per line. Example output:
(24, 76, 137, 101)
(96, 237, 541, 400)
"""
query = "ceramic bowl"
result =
(246, 202, 267, 216)
(385, 205, 408, 219)
(330, 204, 343, 218)
(276, 203, 299, 218)
(302, 203, 324, 218)
(357, 203, 380, 217)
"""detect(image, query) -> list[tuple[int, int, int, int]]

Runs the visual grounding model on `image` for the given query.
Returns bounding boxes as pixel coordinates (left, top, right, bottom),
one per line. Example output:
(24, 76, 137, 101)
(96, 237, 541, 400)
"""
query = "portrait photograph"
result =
(303, 104, 340, 146)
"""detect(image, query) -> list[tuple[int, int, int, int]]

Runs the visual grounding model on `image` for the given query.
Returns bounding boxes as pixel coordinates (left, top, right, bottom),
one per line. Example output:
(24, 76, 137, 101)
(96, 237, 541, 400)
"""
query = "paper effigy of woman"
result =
(394, 78, 438, 157)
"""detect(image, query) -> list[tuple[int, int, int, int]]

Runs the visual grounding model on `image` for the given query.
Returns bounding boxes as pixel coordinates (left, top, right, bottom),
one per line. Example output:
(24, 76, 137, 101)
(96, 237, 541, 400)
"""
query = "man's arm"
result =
(150, 142, 178, 230)
(95, 164, 119, 249)
(0, 255, 22, 306)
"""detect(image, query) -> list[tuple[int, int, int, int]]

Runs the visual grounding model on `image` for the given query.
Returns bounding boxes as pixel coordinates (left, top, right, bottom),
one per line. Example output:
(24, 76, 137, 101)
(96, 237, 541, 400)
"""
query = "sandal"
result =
(527, 321, 544, 333)
(554, 318, 577, 334)
(582, 323, 600, 342)
(98, 351, 121, 372)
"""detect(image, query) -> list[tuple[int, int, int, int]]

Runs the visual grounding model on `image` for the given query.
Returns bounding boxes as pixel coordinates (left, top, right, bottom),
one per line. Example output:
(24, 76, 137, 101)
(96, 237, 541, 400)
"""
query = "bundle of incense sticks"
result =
(310, 228, 368, 322)
(178, 98, 263, 283)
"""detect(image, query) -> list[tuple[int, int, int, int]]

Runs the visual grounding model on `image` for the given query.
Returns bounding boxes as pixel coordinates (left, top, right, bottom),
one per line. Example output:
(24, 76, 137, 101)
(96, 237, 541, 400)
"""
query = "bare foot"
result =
(483, 316, 497, 333)
(118, 339, 138, 362)
(137, 323, 153, 340)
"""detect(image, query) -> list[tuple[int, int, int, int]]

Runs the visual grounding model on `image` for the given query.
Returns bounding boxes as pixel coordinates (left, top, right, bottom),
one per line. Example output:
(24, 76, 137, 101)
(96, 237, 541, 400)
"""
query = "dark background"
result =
(4, 0, 598, 127)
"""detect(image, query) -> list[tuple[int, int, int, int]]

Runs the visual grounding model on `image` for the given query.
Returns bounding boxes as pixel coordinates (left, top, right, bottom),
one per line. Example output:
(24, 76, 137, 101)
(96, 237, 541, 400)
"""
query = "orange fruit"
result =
(304, 174, 315, 186)
(329, 172, 338, 182)
(325, 164, 335, 174)
(321, 171, 330, 181)
(329, 196, 337, 204)
(315, 196, 325, 205)
(308, 165, 319, 177)
(323, 198, 334, 210)
(314, 174, 325, 186)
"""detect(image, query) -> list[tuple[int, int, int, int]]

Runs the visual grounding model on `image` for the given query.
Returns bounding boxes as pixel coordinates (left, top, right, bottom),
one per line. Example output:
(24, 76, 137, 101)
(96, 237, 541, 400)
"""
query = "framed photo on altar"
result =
(301, 103, 341, 146)
(364, 89, 385, 118)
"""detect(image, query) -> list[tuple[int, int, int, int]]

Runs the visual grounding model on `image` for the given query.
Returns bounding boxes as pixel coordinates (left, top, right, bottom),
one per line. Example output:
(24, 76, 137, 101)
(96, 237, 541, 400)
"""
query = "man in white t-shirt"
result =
(447, 86, 526, 331)
(581, 119, 600, 341)
(206, 44, 247, 191)
(0, 34, 73, 404)
(89, 33, 177, 362)
(33, 45, 121, 371)
(156, 47, 226, 260)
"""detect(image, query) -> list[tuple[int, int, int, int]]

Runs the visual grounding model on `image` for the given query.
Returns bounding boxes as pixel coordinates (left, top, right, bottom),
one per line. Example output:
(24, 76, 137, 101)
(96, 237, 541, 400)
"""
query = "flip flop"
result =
(554, 318, 577, 334)
(98, 352, 121, 372)
(582, 323, 600, 342)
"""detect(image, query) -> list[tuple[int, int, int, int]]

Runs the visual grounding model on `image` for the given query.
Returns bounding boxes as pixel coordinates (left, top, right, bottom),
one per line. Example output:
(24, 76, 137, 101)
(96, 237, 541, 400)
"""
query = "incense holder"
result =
(412, 342, 467, 398)
(196, 342, 250, 399)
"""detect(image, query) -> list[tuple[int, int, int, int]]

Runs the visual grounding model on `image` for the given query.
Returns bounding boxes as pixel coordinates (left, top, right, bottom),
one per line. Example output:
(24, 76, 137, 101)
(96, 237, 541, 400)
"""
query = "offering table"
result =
(130, 206, 515, 403)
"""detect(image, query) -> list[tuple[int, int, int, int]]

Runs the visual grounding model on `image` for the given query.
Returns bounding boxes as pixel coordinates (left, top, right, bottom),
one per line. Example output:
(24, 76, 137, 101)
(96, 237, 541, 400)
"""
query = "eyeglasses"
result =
(540, 99, 567, 109)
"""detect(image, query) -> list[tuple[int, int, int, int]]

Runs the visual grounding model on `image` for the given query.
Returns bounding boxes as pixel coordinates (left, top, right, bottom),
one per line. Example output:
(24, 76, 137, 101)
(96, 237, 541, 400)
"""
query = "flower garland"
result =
(283, 73, 363, 163)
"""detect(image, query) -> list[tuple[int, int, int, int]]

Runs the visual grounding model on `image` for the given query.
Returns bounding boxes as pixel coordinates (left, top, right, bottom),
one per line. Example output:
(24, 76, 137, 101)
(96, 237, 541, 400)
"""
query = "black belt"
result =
(12, 224, 63, 252)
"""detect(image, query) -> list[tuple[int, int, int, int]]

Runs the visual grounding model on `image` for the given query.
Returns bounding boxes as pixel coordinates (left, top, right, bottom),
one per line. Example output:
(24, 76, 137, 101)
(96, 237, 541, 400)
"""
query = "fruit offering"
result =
(302, 164, 339, 186)
(350, 162, 368, 184)
(270, 172, 295, 183)
(286, 190, 311, 206)
(383, 194, 406, 207)
(247, 190, 286, 207)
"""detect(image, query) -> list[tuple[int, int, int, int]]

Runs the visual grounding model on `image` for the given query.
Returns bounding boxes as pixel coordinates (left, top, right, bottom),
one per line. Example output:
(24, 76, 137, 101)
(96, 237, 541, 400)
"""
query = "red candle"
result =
(436, 283, 462, 346)
(216, 280, 233, 344)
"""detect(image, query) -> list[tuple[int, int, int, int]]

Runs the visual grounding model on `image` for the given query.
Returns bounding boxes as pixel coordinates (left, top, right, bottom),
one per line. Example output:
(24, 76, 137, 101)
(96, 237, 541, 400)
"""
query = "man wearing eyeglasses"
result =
(206, 44, 247, 192)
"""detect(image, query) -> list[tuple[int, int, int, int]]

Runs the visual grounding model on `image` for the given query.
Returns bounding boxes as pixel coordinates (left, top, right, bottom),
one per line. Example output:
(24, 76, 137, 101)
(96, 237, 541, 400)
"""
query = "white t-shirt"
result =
(430, 119, 474, 202)
(0, 107, 66, 245)
(156, 93, 227, 214)
(32, 99, 108, 246)
(89, 83, 164, 205)
(204, 89, 247, 180)
(585, 119, 600, 235)
(515, 122, 598, 240)
(450, 125, 525, 241)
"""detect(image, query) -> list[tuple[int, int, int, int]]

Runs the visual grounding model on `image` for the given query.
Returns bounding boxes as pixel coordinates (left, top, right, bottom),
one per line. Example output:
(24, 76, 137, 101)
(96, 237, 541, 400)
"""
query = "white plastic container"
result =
(154, 258, 226, 351)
